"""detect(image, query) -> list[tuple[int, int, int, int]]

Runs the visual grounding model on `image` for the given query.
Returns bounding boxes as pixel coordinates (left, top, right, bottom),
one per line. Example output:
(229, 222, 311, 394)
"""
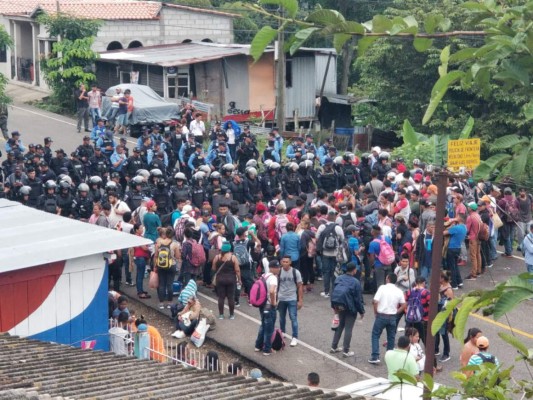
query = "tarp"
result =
(102, 84, 180, 125)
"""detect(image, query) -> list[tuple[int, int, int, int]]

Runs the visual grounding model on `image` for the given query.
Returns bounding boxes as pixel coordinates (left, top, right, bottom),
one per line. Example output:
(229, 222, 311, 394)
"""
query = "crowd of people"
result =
(2, 112, 531, 379)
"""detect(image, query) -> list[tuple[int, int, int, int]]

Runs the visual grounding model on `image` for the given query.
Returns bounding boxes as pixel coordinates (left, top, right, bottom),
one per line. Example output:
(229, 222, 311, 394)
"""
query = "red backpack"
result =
(187, 239, 206, 268)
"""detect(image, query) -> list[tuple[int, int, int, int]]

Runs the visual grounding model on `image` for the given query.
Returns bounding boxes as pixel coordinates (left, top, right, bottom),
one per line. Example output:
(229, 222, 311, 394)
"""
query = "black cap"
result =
(7, 151, 14, 156)
(55, 148, 65, 153)
(133, 147, 141, 152)
(35, 144, 43, 150)
(11, 131, 20, 137)
(269, 259, 280, 269)
(44, 137, 53, 143)
(152, 124, 160, 130)
(83, 135, 90, 140)
(28, 143, 35, 148)
(39, 160, 48, 166)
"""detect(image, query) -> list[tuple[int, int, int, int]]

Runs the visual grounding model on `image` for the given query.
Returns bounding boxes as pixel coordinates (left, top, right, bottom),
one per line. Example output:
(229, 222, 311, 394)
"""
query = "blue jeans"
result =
(135, 257, 147, 294)
(489, 233, 498, 260)
(89, 107, 101, 127)
(105, 107, 119, 125)
(122, 250, 131, 284)
(321, 256, 336, 295)
(371, 314, 397, 360)
(446, 248, 463, 288)
(527, 264, 533, 284)
(278, 300, 298, 338)
(504, 224, 516, 255)
(255, 306, 277, 353)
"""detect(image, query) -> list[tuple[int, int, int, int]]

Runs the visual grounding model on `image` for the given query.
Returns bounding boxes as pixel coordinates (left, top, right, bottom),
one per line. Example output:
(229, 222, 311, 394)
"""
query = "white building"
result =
(0, 0, 237, 89)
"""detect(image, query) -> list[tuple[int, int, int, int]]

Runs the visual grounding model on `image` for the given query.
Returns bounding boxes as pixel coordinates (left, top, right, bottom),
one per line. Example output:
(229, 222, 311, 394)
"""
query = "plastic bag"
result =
(190, 318, 210, 348)
(149, 271, 159, 289)
(331, 314, 340, 331)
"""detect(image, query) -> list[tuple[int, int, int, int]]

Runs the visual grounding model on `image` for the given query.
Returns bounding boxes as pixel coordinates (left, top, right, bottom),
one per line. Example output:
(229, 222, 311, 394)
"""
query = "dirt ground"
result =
(126, 296, 280, 380)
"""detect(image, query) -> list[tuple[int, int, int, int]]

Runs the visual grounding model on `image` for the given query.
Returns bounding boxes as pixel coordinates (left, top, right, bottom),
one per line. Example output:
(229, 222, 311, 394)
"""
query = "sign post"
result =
(447, 138, 481, 171)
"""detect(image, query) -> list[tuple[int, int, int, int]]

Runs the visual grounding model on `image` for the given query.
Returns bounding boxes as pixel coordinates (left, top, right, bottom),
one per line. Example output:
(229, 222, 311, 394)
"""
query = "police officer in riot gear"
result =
(72, 183, 93, 221)
(191, 171, 207, 209)
(206, 141, 232, 171)
(152, 178, 171, 215)
(89, 147, 110, 179)
(56, 180, 74, 217)
(243, 166, 260, 203)
(236, 135, 259, 174)
(124, 176, 145, 211)
(170, 172, 191, 205)
(282, 162, 301, 208)
(125, 147, 145, 179)
(88, 175, 104, 203)
(39, 180, 59, 214)
(260, 161, 281, 202)
(298, 160, 316, 194)
(316, 157, 338, 194)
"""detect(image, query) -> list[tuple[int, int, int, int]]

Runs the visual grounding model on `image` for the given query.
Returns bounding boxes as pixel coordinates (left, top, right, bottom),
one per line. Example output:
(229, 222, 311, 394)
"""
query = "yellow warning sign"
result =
(447, 138, 481, 171)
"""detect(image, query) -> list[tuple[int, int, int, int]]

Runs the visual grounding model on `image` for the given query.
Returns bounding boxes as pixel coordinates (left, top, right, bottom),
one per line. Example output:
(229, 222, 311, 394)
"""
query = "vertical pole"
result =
(316, 51, 333, 120)
(423, 171, 448, 378)
(276, 10, 285, 133)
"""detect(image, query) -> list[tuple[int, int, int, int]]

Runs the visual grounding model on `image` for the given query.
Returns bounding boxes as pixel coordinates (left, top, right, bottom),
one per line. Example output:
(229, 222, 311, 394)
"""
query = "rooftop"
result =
(0, 199, 151, 274)
(0, 334, 353, 399)
(0, 0, 239, 21)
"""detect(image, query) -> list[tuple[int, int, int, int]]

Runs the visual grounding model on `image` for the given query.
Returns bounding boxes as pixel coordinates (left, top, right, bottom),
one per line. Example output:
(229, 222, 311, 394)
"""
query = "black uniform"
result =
(39, 193, 58, 214)
(72, 194, 93, 220)
(89, 154, 110, 178)
(317, 168, 338, 194)
(243, 175, 260, 203)
(23, 176, 43, 208)
(236, 143, 259, 173)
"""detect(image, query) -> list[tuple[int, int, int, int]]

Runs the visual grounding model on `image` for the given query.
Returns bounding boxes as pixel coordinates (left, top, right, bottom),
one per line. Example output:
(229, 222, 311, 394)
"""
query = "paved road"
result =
(5, 98, 533, 392)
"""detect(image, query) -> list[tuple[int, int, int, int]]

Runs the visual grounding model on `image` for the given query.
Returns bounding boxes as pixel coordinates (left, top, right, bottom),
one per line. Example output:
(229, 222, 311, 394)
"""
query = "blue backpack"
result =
(406, 289, 425, 323)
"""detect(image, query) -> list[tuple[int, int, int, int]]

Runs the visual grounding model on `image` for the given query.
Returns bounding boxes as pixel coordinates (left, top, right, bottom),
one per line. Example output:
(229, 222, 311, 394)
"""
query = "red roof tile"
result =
(0, 0, 239, 20)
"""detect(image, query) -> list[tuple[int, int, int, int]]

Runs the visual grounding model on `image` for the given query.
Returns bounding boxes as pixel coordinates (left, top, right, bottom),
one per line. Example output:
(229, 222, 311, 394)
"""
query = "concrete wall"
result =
(94, 8, 233, 52)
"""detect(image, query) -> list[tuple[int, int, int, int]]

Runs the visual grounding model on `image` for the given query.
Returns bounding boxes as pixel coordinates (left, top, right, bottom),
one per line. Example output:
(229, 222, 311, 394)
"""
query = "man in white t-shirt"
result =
(189, 113, 205, 144)
(109, 311, 132, 356)
(369, 273, 406, 364)
(255, 259, 280, 356)
(277, 255, 303, 347)
(105, 87, 122, 125)
(108, 191, 131, 229)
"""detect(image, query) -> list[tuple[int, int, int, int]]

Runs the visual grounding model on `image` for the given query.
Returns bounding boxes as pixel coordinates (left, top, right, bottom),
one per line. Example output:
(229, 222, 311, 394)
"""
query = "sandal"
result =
(138, 293, 151, 299)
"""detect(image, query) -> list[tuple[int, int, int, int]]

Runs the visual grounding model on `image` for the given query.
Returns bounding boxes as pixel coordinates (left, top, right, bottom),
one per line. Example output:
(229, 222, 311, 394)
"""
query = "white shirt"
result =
(264, 273, 278, 305)
(190, 119, 205, 137)
(108, 200, 131, 229)
(226, 128, 235, 144)
(111, 93, 121, 108)
(374, 283, 405, 314)
(109, 327, 131, 356)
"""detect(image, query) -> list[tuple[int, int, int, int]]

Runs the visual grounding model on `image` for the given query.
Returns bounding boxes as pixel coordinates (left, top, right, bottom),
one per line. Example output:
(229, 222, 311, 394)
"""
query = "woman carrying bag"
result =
(212, 242, 241, 320)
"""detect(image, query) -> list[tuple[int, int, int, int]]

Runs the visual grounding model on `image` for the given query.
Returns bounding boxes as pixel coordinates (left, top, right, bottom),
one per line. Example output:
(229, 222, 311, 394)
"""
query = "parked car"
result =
(101, 84, 181, 138)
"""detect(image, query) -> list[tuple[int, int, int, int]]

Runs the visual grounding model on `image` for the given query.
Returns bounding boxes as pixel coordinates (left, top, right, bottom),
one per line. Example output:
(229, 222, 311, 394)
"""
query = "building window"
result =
(285, 58, 293, 88)
(167, 67, 189, 98)
(107, 41, 123, 51)
(0, 46, 6, 63)
(120, 71, 131, 83)
(128, 41, 143, 49)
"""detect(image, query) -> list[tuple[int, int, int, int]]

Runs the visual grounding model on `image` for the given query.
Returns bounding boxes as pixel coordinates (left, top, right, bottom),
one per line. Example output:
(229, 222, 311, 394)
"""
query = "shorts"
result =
(116, 113, 128, 126)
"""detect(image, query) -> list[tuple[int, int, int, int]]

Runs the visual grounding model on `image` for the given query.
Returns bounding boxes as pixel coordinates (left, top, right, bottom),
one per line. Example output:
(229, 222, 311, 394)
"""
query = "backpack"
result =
(249, 273, 271, 307)
(322, 224, 339, 251)
(157, 242, 172, 269)
(234, 240, 252, 269)
(271, 328, 285, 351)
(174, 217, 189, 242)
(306, 236, 317, 258)
(505, 199, 520, 222)
(187, 239, 206, 268)
(365, 210, 379, 226)
(275, 214, 289, 240)
(340, 213, 356, 230)
(372, 237, 395, 265)
(478, 352, 496, 364)
(405, 289, 425, 323)
(478, 221, 489, 241)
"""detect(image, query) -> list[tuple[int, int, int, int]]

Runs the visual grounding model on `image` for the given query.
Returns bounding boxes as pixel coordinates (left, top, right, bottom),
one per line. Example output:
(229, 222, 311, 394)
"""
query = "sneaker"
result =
(218, 314, 224, 320)
(435, 351, 441, 356)
(166, 304, 171, 309)
(235, 302, 240, 308)
(458, 283, 464, 287)
(452, 287, 459, 290)
(343, 351, 355, 357)
(317, 277, 323, 281)
(397, 327, 405, 333)
(263, 352, 271, 356)
(290, 338, 298, 347)
(503, 254, 513, 258)
(368, 358, 381, 364)
(158, 303, 164, 309)
(330, 347, 341, 353)
(487, 264, 493, 268)
(229, 315, 235, 320)
(465, 275, 477, 281)
(254, 348, 262, 352)
(440, 355, 451, 362)
(320, 292, 330, 298)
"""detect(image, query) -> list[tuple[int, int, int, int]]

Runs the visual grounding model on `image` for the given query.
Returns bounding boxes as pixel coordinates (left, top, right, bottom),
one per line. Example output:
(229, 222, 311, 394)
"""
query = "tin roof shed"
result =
(0, 199, 151, 274)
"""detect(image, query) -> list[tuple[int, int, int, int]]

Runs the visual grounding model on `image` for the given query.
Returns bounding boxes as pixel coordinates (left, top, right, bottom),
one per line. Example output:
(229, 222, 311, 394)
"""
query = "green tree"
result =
(38, 14, 101, 111)
(0, 26, 13, 106)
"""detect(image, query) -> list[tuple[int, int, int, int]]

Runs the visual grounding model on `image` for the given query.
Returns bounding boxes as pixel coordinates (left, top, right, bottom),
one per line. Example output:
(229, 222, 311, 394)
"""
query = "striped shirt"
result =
(467, 351, 500, 368)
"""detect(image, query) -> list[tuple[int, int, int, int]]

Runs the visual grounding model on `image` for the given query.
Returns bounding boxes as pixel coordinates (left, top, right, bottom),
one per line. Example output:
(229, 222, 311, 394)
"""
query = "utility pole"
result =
(276, 8, 285, 133)
(423, 170, 450, 379)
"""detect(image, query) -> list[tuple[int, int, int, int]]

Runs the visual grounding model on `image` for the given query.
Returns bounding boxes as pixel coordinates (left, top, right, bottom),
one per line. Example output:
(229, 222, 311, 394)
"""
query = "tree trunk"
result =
(339, 38, 356, 95)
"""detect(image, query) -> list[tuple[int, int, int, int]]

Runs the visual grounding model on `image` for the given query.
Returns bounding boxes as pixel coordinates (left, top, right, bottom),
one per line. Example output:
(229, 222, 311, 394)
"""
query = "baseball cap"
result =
(476, 336, 489, 349)
(328, 209, 337, 216)
(44, 137, 53, 143)
(256, 203, 267, 212)
(414, 173, 423, 182)
(467, 202, 478, 211)
(146, 199, 156, 209)
(83, 135, 90, 140)
(504, 187, 513, 194)
(345, 224, 359, 232)
(269, 259, 280, 269)
(182, 205, 193, 214)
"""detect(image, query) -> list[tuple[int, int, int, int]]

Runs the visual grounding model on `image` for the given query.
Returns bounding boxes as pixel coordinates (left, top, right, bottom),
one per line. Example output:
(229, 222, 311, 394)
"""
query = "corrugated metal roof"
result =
(0, 334, 354, 400)
(320, 93, 372, 105)
(99, 42, 251, 67)
(0, 200, 152, 274)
